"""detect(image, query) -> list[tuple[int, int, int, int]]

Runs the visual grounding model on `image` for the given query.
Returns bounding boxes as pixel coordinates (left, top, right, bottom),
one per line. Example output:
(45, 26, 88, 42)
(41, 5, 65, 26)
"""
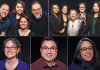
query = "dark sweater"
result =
(29, 11, 48, 36)
(69, 57, 94, 70)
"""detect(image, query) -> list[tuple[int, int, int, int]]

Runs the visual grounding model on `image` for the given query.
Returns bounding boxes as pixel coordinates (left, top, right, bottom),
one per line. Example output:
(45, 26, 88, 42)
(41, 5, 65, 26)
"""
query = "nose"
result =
(86, 49, 90, 53)
(8, 47, 11, 51)
(48, 48, 51, 53)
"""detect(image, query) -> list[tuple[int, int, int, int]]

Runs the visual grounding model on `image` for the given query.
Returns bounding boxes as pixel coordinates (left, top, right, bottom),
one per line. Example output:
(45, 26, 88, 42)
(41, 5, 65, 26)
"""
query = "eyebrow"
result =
(81, 46, 93, 48)
(42, 46, 56, 48)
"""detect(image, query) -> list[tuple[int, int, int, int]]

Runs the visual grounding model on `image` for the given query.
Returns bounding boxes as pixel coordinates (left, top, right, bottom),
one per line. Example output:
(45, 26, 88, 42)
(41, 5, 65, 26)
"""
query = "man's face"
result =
(40, 40, 58, 62)
(0, 4, 9, 18)
(31, 3, 42, 19)
(79, 4, 86, 13)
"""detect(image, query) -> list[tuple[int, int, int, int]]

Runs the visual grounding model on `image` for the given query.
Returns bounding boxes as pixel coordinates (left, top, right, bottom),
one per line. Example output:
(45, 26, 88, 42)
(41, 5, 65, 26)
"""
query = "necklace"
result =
(20, 29, 28, 36)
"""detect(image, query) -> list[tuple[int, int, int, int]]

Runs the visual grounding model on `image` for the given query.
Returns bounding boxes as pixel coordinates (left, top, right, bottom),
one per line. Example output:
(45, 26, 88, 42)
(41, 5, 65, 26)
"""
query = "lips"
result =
(46, 54, 52, 58)
(7, 53, 13, 55)
(85, 54, 91, 58)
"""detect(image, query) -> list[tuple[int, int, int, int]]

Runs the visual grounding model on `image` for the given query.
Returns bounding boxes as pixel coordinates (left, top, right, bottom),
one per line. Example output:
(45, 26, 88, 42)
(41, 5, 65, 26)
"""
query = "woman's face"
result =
(80, 41, 93, 61)
(4, 40, 20, 59)
(53, 5, 59, 14)
(16, 3, 24, 15)
(70, 10, 77, 20)
(20, 17, 28, 29)
(93, 3, 99, 13)
(62, 6, 67, 14)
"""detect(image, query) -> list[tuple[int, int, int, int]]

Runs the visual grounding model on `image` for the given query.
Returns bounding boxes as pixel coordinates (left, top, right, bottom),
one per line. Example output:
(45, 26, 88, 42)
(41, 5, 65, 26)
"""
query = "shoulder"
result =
(30, 30, 36, 36)
(31, 58, 42, 67)
(69, 63, 82, 70)
(18, 58, 29, 69)
(0, 59, 7, 67)
(8, 11, 15, 16)
(55, 59, 67, 69)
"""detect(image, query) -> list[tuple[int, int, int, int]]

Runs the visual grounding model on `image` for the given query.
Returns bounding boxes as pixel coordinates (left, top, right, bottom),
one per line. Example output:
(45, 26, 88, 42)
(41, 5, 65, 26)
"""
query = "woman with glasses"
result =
(79, 1, 100, 36)
(67, 9, 84, 36)
(0, 38, 30, 70)
(49, 4, 65, 36)
(68, 37, 100, 70)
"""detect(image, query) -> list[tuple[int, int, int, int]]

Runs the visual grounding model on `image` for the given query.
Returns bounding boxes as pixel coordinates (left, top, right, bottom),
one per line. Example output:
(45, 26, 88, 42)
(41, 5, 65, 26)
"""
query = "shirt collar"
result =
(40, 57, 58, 68)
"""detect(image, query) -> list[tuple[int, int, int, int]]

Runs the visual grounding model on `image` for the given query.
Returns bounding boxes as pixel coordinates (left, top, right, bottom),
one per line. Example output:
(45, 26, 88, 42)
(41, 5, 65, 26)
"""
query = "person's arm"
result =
(0, 32, 6, 36)
(49, 17, 64, 34)
(79, 14, 90, 36)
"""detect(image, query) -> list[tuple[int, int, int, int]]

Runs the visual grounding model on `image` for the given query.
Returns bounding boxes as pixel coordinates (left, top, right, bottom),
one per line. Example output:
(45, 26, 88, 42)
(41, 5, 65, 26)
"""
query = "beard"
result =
(35, 12, 41, 19)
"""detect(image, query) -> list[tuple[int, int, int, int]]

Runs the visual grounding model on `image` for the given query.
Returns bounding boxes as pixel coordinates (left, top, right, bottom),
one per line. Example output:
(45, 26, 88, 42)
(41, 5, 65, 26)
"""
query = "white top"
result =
(67, 19, 82, 36)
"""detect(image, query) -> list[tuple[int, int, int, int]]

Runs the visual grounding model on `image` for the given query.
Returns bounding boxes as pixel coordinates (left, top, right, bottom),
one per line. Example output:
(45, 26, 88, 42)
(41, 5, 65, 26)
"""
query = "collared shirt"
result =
(31, 57, 67, 70)
(79, 13, 86, 26)
(0, 17, 10, 34)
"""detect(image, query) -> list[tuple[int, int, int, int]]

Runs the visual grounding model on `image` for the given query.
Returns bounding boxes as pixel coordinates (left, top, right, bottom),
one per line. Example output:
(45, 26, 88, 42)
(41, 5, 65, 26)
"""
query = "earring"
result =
(17, 53, 18, 55)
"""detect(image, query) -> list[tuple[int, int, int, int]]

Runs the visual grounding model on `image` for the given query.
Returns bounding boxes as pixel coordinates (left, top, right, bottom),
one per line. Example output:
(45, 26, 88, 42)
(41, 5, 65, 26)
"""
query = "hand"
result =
(64, 23, 67, 27)
(59, 28, 65, 33)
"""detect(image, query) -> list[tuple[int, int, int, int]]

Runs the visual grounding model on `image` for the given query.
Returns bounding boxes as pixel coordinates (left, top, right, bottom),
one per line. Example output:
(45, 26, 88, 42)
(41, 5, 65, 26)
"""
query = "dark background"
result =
(31, 36, 67, 66)
(0, 37, 30, 68)
(49, 0, 97, 16)
(68, 36, 100, 67)
(0, 0, 48, 15)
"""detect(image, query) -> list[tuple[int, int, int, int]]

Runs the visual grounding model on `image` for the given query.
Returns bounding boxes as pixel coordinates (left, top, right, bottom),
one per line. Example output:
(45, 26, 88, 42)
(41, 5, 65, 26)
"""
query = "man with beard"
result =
(78, 2, 89, 35)
(0, 3, 10, 36)
(29, 1, 48, 36)
(31, 37, 67, 70)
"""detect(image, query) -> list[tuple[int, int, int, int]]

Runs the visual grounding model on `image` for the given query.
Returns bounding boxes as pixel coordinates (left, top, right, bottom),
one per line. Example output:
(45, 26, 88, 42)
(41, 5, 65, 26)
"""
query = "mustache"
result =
(35, 12, 40, 14)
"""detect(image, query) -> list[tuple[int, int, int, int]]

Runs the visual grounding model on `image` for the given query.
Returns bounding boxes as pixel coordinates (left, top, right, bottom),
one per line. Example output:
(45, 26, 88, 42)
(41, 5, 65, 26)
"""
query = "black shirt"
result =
(13, 29, 36, 36)
(29, 11, 48, 36)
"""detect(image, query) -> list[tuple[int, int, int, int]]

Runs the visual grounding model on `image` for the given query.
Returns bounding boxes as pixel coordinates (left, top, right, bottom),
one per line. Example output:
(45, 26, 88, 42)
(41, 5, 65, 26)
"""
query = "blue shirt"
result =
(0, 17, 10, 34)
(0, 57, 30, 70)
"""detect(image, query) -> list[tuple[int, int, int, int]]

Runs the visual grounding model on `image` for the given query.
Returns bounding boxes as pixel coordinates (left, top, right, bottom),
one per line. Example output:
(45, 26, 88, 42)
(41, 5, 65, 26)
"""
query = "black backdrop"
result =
(49, 0, 97, 16)
(31, 36, 67, 66)
(68, 37, 100, 67)
(0, 0, 48, 15)
(0, 37, 30, 67)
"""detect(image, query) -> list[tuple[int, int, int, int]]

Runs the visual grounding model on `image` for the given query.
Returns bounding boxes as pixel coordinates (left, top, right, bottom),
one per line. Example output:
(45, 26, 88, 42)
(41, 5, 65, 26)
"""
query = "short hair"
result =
(31, 1, 42, 9)
(68, 9, 79, 20)
(0, 3, 9, 9)
(73, 37, 100, 69)
(3, 38, 21, 56)
(18, 15, 31, 27)
(12, 0, 26, 15)
(41, 37, 58, 48)
(79, 2, 86, 8)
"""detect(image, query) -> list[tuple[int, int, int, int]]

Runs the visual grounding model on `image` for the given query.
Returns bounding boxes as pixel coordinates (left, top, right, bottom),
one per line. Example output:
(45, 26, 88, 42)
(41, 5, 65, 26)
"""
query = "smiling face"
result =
(31, 3, 42, 19)
(70, 10, 77, 20)
(20, 17, 28, 29)
(4, 40, 19, 59)
(93, 3, 99, 13)
(16, 3, 24, 15)
(62, 6, 67, 14)
(53, 5, 59, 14)
(79, 4, 86, 13)
(0, 4, 9, 18)
(80, 41, 93, 61)
(40, 40, 58, 62)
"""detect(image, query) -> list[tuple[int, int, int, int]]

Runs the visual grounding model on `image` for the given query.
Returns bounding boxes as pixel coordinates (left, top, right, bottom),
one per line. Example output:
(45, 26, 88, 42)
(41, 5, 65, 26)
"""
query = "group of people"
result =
(0, 0, 48, 36)
(49, 1, 100, 36)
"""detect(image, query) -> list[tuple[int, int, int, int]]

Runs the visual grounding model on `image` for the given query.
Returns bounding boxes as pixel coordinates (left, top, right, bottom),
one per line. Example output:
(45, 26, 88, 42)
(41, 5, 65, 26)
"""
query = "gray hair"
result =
(68, 9, 79, 20)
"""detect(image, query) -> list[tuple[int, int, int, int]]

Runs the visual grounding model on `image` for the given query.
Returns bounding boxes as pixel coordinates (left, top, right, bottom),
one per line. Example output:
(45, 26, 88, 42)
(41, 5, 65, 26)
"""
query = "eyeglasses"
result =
(32, 8, 41, 12)
(41, 46, 57, 52)
(5, 46, 17, 50)
(80, 7, 85, 9)
(80, 47, 93, 52)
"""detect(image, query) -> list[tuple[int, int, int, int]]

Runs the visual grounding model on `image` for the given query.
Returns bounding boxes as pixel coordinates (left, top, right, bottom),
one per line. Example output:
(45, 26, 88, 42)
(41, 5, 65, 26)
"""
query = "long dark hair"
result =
(61, 4, 69, 15)
(92, 1, 100, 23)
(51, 4, 61, 21)
(73, 37, 100, 69)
